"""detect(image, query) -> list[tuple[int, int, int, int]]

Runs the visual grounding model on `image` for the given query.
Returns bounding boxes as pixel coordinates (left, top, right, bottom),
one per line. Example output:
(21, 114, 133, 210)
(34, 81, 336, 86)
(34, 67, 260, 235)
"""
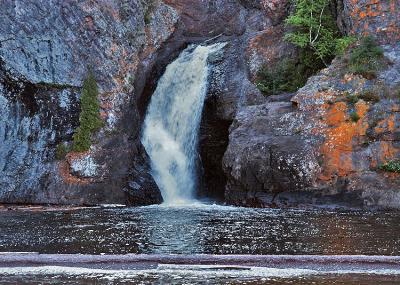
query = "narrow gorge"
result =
(142, 43, 225, 205)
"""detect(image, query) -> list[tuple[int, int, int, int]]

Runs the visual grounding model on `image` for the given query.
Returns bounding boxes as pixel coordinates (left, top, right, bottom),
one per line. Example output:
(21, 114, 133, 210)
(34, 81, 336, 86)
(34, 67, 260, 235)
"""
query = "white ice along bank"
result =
(141, 43, 226, 206)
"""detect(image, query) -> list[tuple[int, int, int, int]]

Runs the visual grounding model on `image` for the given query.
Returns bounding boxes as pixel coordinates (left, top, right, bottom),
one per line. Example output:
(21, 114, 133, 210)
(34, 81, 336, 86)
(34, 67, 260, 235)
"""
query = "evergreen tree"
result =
(73, 71, 102, 152)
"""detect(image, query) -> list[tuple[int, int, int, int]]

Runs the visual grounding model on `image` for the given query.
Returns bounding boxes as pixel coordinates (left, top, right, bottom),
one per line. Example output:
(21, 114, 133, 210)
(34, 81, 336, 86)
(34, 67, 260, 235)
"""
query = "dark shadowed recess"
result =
(135, 25, 233, 203)
(198, 97, 232, 201)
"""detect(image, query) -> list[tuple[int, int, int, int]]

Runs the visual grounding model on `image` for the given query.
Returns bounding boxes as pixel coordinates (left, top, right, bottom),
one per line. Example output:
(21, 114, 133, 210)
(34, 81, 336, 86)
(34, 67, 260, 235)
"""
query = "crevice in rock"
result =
(19, 82, 39, 116)
(198, 95, 232, 202)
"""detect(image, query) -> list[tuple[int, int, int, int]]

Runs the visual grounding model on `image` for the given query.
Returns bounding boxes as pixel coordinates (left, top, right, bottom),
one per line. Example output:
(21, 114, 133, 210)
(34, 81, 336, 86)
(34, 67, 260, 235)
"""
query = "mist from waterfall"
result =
(141, 43, 225, 206)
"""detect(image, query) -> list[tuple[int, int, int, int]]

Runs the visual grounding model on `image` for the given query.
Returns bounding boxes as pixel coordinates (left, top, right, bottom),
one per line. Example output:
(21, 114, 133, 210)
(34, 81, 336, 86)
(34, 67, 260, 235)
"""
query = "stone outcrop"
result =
(223, 44, 400, 209)
(220, 0, 399, 209)
(0, 0, 178, 205)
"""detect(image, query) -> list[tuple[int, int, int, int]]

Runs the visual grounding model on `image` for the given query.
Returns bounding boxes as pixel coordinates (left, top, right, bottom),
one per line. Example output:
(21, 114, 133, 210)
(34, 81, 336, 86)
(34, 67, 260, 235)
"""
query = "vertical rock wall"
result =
(0, 0, 178, 205)
(222, 1, 400, 209)
(336, 0, 400, 44)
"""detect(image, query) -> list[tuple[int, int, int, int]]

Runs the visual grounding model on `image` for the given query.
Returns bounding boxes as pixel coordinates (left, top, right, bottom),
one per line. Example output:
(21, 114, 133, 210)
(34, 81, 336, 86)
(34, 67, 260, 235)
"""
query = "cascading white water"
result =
(141, 43, 225, 206)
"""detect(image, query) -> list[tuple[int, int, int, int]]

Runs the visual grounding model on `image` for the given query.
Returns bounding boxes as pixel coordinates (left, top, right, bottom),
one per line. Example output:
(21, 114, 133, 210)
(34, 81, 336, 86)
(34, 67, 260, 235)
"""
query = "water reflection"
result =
(0, 205, 399, 255)
(136, 205, 204, 253)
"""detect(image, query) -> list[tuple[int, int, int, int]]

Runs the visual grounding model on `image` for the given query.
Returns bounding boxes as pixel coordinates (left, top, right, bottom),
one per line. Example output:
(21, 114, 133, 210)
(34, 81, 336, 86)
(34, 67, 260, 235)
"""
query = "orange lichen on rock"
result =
(348, 0, 400, 43)
(319, 101, 370, 180)
(366, 0, 381, 17)
(57, 152, 93, 185)
(375, 113, 396, 134)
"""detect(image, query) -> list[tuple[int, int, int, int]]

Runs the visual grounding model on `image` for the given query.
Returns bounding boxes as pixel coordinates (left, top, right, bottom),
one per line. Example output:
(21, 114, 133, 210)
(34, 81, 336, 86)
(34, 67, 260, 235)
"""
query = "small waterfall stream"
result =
(141, 43, 224, 205)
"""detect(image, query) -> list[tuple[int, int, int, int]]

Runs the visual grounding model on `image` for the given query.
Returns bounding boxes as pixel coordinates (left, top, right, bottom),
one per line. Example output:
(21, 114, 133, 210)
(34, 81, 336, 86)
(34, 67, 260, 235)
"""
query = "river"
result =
(1, 205, 400, 284)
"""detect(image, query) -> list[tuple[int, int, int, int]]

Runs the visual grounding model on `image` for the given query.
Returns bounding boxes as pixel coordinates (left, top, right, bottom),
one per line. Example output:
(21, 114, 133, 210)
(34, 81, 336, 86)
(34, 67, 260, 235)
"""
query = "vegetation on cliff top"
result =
(347, 36, 385, 79)
(284, 0, 355, 65)
(256, 0, 355, 97)
(72, 71, 102, 152)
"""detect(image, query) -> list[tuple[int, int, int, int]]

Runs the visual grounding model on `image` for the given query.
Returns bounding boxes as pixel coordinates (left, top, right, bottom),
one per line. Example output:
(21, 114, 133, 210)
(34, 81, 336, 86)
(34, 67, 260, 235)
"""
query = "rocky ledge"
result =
(223, 46, 400, 209)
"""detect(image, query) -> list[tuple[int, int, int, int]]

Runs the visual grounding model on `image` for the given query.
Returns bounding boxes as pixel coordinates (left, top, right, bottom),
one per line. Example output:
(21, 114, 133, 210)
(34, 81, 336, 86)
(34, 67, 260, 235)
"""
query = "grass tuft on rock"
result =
(348, 36, 385, 79)
(349, 111, 360, 122)
(358, 90, 380, 103)
(346, 93, 359, 105)
(72, 71, 103, 152)
(55, 143, 70, 160)
(143, 0, 156, 24)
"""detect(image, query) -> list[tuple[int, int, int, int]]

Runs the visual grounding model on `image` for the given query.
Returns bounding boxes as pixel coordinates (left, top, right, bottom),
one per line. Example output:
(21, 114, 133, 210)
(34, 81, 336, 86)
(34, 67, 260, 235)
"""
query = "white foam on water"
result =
(1, 265, 400, 281)
(141, 43, 226, 206)
(139, 201, 244, 212)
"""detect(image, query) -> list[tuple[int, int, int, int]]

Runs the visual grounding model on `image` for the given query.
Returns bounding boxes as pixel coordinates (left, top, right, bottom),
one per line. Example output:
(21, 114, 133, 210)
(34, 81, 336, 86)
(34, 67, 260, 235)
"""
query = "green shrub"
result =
(335, 36, 357, 55)
(348, 36, 384, 79)
(284, 0, 347, 65)
(256, 51, 323, 96)
(55, 143, 69, 160)
(72, 71, 103, 152)
(379, 160, 400, 173)
(349, 111, 360, 122)
(256, 59, 301, 96)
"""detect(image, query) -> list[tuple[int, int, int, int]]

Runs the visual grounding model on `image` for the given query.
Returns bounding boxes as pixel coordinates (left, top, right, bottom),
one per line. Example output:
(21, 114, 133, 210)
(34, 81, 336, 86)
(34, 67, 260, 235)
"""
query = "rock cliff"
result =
(0, 0, 398, 208)
(0, 0, 178, 205)
(222, 0, 400, 208)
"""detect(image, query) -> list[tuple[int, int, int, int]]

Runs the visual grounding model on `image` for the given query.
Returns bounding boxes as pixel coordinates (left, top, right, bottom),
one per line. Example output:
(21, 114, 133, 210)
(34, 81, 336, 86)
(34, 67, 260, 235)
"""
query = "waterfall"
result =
(141, 43, 225, 206)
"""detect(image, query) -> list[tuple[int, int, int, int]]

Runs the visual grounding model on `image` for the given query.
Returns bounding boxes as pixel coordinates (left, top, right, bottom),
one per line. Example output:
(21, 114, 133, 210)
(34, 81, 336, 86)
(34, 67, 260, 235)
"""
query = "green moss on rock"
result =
(379, 160, 400, 173)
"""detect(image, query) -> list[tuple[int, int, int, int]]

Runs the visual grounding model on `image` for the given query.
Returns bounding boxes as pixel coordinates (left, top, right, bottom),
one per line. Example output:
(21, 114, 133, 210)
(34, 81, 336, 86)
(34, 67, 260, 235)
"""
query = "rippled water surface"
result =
(1, 204, 400, 255)
(1, 266, 400, 285)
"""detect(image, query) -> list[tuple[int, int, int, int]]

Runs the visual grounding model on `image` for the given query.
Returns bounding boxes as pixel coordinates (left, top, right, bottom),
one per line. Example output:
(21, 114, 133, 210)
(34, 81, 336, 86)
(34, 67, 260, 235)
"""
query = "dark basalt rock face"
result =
(198, 99, 232, 201)
(223, 46, 400, 209)
(0, 0, 177, 205)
